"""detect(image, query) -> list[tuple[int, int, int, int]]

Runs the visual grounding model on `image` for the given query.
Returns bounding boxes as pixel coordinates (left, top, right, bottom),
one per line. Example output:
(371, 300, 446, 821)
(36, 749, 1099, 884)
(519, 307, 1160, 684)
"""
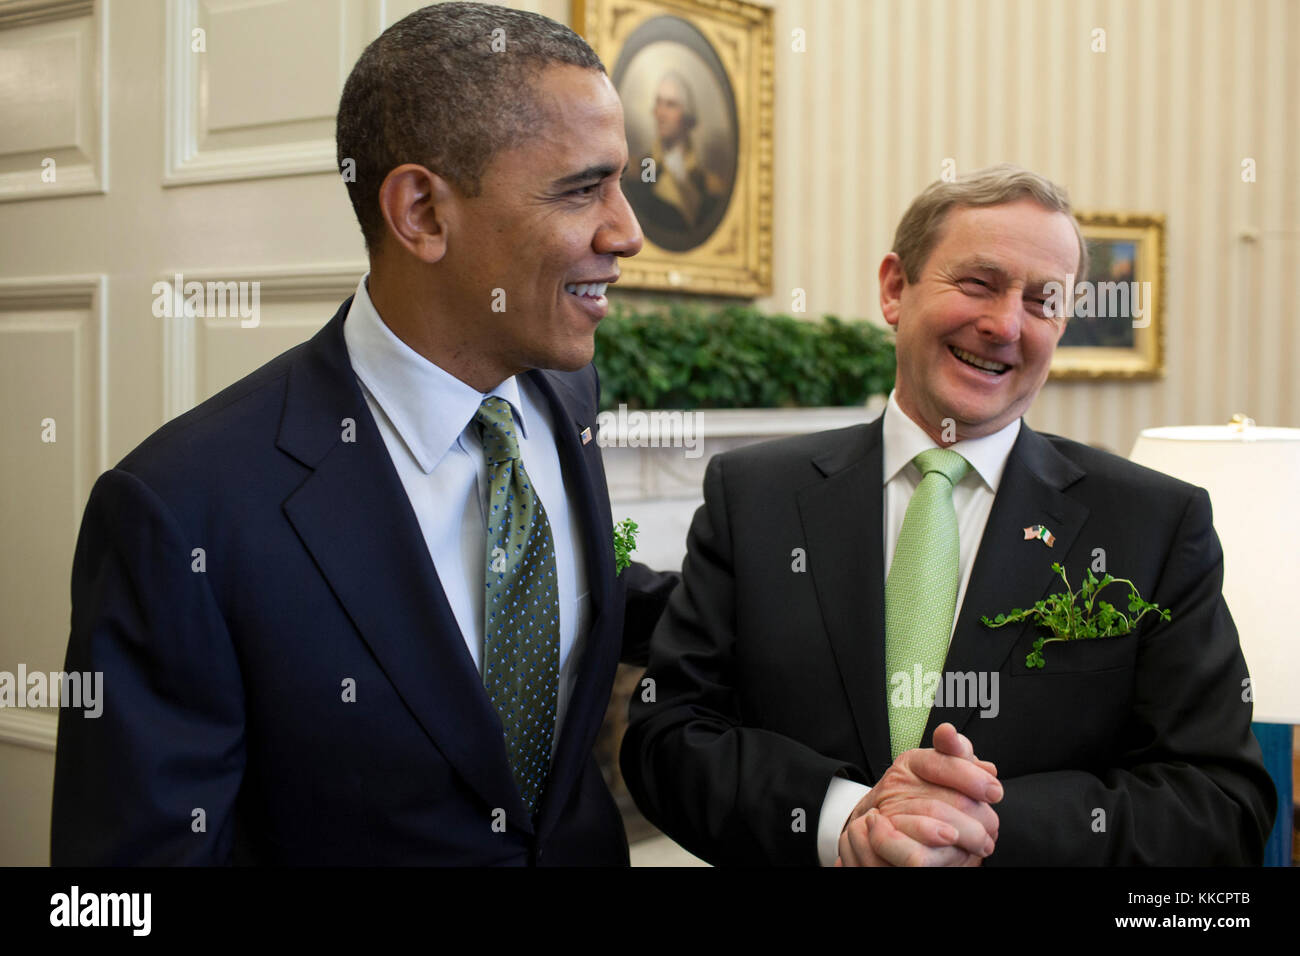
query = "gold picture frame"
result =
(1050, 212, 1166, 380)
(573, 0, 774, 296)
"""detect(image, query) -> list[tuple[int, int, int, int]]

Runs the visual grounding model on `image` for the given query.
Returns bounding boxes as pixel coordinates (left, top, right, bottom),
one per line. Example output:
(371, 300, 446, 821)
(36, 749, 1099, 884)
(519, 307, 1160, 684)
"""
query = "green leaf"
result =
(594, 302, 895, 410)
(984, 562, 1171, 667)
(612, 518, 639, 575)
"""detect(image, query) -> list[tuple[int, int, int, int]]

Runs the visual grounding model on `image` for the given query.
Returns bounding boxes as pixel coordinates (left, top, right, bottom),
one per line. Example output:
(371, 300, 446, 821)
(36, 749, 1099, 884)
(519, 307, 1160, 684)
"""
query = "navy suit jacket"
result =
(52, 296, 676, 865)
(622, 416, 1276, 865)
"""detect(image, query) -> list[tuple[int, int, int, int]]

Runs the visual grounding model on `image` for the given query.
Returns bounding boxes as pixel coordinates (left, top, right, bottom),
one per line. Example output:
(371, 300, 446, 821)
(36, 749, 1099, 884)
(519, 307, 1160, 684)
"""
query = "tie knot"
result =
(474, 396, 520, 463)
(913, 447, 970, 487)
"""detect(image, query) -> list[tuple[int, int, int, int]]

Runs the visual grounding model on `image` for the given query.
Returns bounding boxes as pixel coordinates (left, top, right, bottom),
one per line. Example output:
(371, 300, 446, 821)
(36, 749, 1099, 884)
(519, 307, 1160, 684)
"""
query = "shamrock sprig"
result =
(981, 562, 1170, 668)
(613, 518, 639, 575)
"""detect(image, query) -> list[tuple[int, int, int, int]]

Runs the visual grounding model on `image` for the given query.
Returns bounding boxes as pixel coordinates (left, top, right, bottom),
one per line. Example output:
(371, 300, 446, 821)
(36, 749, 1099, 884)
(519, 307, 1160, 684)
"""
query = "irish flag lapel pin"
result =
(1023, 524, 1056, 547)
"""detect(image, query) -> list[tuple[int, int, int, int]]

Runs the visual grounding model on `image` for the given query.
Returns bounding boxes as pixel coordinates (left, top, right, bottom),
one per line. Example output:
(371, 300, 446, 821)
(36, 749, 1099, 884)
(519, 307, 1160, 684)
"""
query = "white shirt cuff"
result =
(817, 777, 872, 866)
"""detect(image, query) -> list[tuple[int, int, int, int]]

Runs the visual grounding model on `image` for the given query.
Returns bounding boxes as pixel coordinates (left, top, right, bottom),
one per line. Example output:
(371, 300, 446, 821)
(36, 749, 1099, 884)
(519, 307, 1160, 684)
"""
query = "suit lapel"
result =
(797, 418, 895, 780)
(525, 369, 621, 840)
(925, 425, 1089, 739)
(277, 301, 533, 833)
(800, 418, 1092, 775)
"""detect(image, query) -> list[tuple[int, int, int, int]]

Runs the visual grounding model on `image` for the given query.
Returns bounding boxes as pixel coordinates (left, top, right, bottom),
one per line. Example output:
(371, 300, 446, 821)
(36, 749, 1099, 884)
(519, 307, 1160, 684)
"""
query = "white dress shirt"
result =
(817, 391, 1020, 865)
(341, 275, 590, 748)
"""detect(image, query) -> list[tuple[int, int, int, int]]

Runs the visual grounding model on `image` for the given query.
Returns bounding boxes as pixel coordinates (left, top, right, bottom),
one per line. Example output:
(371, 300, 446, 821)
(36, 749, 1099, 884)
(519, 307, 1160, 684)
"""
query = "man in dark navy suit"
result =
(52, 2, 676, 865)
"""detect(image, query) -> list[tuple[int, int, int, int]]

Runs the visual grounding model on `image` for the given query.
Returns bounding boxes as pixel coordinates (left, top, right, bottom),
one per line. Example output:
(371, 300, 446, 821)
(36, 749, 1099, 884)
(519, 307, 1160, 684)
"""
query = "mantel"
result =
(599, 398, 887, 571)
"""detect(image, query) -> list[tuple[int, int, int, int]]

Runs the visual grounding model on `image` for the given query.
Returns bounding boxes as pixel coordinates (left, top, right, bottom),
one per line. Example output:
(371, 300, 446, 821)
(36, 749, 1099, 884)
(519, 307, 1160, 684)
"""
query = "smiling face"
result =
(440, 65, 643, 379)
(880, 199, 1081, 444)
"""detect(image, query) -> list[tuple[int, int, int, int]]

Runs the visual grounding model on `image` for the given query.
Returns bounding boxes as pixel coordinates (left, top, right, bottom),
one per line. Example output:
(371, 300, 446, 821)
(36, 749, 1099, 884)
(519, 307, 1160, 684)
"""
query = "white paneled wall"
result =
(0, 0, 105, 199)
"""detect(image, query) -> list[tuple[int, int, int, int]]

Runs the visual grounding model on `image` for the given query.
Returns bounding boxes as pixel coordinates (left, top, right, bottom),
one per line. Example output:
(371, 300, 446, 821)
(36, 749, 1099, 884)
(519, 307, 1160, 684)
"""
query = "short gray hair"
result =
(892, 163, 1089, 283)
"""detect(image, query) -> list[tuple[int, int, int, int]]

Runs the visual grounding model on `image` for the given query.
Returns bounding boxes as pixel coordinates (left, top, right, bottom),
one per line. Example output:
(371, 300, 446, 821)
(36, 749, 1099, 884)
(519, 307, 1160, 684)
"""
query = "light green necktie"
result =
(885, 447, 972, 760)
(475, 396, 560, 814)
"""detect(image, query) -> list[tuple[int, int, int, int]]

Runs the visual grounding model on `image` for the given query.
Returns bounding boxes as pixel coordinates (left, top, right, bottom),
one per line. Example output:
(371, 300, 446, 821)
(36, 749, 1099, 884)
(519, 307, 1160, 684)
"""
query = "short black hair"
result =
(336, 2, 605, 253)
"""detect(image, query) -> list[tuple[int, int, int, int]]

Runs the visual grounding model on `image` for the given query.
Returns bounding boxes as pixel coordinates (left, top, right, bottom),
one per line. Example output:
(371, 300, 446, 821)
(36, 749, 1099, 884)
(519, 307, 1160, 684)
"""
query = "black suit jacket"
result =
(621, 415, 1275, 865)
(51, 296, 677, 865)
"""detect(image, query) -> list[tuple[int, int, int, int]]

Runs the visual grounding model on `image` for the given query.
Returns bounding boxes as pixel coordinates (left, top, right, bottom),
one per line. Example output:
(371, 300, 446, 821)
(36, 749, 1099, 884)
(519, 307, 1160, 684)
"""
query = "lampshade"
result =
(1130, 424, 1300, 723)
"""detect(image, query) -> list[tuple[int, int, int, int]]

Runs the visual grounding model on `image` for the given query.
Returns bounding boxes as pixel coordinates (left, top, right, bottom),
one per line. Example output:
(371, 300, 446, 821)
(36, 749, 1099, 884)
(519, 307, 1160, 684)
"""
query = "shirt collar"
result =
(882, 389, 1020, 492)
(341, 274, 528, 474)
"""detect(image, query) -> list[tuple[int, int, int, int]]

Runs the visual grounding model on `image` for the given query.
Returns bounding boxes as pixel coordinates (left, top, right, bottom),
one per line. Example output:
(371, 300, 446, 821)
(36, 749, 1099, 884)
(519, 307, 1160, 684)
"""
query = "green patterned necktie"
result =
(885, 447, 972, 760)
(474, 396, 560, 814)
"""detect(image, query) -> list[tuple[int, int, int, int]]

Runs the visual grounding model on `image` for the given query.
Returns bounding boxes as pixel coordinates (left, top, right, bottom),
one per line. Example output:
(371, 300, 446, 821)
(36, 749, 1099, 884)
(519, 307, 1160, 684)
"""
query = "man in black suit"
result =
(621, 164, 1275, 866)
(52, 2, 676, 865)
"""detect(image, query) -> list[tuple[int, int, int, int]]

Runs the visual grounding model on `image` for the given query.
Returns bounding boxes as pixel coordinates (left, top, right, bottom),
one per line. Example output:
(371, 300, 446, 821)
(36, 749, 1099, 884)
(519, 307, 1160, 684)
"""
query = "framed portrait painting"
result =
(574, 0, 774, 296)
(1050, 212, 1166, 380)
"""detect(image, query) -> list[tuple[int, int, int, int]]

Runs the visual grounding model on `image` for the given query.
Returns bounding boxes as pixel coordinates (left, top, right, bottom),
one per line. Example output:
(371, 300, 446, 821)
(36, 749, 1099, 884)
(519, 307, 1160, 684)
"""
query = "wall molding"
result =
(0, 0, 92, 29)
(0, 274, 108, 477)
(162, 0, 366, 186)
(0, 710, 58, 752)
(0, 0, 108, 201)
(160, 262, 364, 419)
(0, 275, 105, 762)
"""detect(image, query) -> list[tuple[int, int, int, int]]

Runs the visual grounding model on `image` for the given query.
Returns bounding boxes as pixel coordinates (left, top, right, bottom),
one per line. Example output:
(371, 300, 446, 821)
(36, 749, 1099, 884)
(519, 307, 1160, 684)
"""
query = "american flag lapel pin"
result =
(580, 426, 593, 445)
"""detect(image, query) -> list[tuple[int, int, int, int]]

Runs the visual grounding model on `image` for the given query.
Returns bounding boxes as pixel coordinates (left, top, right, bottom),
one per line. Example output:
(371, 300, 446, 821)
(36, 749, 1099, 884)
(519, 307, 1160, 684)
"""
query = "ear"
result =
(879, 252, 907, 330)
(377, 164, 457, 264)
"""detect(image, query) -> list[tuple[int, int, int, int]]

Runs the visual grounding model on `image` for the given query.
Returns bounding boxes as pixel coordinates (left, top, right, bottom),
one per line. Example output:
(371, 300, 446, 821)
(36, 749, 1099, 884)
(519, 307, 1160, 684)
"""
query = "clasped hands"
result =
(835, 723, 1002, 867)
